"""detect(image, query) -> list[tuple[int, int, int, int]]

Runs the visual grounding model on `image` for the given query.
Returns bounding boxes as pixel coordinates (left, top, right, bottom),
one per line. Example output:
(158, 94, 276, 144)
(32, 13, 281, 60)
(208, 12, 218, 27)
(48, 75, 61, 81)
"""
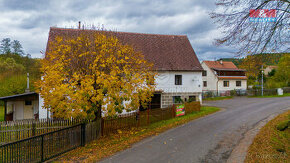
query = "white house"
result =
(47, 27, 204, 109)
(201, 60, 247, 96)
(0, 28, 204, 121)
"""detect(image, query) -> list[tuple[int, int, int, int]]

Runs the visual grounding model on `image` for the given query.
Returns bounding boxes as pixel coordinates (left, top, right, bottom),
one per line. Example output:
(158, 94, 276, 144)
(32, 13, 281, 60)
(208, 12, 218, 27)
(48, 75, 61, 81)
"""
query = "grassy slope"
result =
(0, 106, 4, 121)
(245, 110, 290, 163)
(57, 106, 220, 162)
(248, 93, 290, 98)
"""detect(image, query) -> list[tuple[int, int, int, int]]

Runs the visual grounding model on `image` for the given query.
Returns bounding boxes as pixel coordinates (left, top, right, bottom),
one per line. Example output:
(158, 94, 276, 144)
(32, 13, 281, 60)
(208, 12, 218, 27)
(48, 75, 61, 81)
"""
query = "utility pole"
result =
(261, 65, 264, 96)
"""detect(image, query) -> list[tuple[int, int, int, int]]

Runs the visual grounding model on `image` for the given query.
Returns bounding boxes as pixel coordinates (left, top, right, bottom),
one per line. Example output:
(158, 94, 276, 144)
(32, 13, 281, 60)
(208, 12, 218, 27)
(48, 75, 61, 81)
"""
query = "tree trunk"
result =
(94, 105, 102, 121)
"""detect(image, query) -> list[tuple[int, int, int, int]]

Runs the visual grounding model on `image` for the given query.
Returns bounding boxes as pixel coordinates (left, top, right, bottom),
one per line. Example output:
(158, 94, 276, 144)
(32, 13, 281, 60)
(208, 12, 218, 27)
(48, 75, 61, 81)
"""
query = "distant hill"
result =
(219, 53, 288, 67)
(218, 58, 243, 67)
(0, 53, 41, 97)
(252, 53, 287, 65)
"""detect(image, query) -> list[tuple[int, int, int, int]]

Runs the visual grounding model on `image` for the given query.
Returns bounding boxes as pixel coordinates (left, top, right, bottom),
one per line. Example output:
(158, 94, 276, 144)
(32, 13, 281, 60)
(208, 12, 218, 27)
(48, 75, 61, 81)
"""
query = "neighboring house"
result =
(47, 27, 204, 109)
(264, 65, 277, 76)
(0, 92, 50, 121)
(201, 60, 247, 95)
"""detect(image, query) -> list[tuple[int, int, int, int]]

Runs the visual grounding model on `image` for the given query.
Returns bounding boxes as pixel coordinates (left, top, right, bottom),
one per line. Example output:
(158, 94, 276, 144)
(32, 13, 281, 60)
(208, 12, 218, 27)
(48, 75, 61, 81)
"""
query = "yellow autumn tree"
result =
(239, 55, 263, 78)
(37, 33, 156, 120)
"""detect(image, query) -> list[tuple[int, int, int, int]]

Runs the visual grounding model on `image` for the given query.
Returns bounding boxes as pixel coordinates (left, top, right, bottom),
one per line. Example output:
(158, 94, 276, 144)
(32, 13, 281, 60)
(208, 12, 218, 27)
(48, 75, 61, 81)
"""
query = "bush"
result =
(230, 90, 236, 96)
(283, 87, 290, 93)
(202, 91, 215, 99)
(184, 101, 201, 114)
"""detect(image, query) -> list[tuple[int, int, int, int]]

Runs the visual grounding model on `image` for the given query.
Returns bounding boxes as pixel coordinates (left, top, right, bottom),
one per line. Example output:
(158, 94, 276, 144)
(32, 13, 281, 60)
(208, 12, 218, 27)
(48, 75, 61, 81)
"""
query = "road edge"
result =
(227, 107, 290, 163)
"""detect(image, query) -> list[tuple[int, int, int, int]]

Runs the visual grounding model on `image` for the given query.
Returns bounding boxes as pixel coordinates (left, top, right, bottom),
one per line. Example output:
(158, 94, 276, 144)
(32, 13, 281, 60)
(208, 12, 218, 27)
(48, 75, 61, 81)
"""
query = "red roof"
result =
(203, 61, 244, 71)
(46, 27, 203, 71)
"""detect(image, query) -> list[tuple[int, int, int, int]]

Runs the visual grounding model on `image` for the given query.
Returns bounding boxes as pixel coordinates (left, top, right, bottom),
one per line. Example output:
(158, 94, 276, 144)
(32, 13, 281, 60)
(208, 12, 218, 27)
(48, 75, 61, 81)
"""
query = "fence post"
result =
(137, 111, 140, 127)
(172, 104, 175, 118)
(147, 105, 150, 125)
(32, 122, 36, 136)
(41, 134, 44, 162)
(101, 118, 104, 136)
(81, 123, 86, 146)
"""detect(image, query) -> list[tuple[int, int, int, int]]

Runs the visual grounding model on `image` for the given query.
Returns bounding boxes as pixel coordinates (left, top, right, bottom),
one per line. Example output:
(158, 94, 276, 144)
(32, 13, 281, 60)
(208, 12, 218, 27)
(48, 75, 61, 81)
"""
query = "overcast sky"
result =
(0, 0, 237, 61)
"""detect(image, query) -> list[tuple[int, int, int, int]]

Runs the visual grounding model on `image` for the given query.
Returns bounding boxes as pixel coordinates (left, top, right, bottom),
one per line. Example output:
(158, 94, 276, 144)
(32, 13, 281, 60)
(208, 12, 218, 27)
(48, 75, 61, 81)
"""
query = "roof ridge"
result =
(203, 60, 233, 63)
(50, 27, 187, 37)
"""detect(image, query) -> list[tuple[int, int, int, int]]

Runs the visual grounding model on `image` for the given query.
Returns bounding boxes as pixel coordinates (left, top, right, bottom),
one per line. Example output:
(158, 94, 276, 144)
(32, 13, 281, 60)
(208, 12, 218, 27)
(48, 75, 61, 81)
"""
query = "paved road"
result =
(101, 97, 290, 163)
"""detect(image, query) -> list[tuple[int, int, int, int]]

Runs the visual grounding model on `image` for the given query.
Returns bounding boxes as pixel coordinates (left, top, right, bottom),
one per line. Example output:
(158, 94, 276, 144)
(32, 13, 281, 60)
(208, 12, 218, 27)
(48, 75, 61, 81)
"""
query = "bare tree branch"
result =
(211, 0, 290, 55)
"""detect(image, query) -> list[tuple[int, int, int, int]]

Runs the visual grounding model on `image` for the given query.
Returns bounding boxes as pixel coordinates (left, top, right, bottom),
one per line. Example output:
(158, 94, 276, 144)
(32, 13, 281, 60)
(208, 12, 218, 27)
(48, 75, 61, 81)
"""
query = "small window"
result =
(173, 96, 182, 104)
(25, 100, 32, 105)
(223, 81, 229, 87)
(202, 71, 207, 76)
(236, 81, 241, 87)
(189, 96, 196, 102)
(203, 81, 207, 87)
(175, 75, 182, 85)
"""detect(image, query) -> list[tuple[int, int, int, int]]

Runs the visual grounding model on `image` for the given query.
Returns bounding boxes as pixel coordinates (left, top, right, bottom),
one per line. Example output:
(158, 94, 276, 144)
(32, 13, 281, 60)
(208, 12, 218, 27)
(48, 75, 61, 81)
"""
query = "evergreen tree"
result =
(0, 38, 11, 54)
(11, 40, 24, 55)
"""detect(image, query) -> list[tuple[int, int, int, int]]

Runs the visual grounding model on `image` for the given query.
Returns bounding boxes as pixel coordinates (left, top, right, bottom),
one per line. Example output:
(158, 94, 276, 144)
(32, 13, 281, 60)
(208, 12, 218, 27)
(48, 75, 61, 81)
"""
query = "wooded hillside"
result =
(0, 38, 41, 97)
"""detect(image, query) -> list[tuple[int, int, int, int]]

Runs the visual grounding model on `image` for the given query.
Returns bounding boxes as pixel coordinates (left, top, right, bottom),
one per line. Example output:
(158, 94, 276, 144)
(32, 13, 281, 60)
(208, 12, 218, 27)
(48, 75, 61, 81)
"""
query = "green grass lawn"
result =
(245, 110, 289, 163)
(248, 93, 290, 98)
(57, 106, 220, 162)
(0, 105, 4, 121)
(204, 96, 233, 101)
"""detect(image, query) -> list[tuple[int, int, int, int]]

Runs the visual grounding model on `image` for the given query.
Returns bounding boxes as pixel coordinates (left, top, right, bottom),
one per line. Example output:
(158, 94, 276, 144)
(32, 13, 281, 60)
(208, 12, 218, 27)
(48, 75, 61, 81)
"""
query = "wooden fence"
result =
(0, 119, 82, 144)
(101, 101, 200, 135)
(0, 119, 101, 163)
(0, 101, 200, 162)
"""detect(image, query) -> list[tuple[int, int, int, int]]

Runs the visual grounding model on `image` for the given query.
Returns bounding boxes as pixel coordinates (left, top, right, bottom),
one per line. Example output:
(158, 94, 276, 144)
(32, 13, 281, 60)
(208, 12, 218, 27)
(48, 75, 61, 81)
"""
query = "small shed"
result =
(0, 92, 50, 121)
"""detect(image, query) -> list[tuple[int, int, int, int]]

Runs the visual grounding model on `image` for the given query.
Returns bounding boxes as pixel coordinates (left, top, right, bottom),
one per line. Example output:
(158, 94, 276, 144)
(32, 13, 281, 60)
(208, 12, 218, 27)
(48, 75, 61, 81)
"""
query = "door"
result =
(139, 93, 161, 110)
(150, 94, 161, 109)
(23, 101, 34, 119)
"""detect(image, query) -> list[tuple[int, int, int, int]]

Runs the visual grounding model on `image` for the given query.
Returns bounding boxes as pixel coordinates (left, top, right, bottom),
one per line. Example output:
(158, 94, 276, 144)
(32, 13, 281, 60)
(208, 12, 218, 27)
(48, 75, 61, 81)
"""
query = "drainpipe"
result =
(216, 79, 219, 97)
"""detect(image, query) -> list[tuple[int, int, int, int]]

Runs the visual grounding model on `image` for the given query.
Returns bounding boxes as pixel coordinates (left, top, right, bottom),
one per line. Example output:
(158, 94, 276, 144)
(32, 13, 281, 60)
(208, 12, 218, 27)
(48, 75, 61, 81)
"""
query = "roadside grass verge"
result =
(245, 110, 290, 163)
(204, 96, 233, 101)
(248, 93, 290, 98)
(56, 106, 220, 162)
(0, 106, 4, 121)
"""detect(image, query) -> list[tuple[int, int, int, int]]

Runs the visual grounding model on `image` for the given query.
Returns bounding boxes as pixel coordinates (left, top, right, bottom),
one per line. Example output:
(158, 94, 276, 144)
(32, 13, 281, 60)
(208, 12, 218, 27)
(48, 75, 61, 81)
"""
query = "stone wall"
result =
(161, 92, 201, 108)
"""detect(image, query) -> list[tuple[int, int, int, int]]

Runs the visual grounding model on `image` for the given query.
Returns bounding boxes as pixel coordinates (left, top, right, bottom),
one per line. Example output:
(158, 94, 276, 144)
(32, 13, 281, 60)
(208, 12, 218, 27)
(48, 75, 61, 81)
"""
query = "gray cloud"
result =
(0, 0, 235, 60)
(2, 0, 51, 11)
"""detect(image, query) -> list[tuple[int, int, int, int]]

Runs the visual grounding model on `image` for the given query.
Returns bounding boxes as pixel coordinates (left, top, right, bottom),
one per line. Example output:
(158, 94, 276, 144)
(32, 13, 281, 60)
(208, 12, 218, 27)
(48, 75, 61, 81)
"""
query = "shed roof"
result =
(0, 92, 38, 101)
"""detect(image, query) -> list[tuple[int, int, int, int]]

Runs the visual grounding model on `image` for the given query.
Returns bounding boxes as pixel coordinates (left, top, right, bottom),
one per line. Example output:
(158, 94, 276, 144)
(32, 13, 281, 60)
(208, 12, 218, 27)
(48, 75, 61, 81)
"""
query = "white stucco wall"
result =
(217, 79, 247, 92)
(7, 101, 24, 120)
(201, 62, 218, 91)
(7, 100, 39, 120)
(155, 71, 202, 93)
(39, 95, 51, 119)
